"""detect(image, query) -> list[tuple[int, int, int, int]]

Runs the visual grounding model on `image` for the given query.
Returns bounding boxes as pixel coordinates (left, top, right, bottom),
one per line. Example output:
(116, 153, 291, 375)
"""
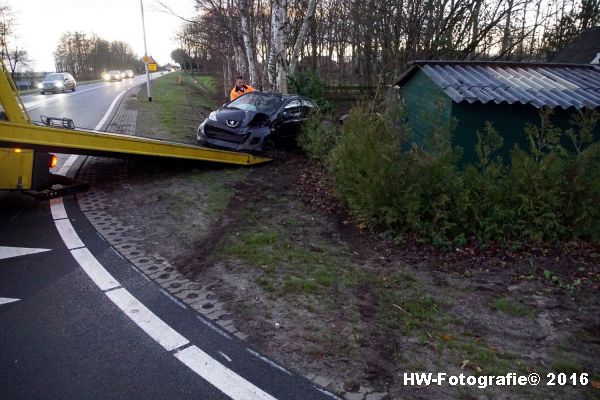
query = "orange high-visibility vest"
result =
(230, 84, 255, 100)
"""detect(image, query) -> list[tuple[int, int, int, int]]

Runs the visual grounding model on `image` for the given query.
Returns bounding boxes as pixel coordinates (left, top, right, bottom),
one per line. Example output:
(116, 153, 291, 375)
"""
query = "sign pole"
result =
(140, 0, 152, 102)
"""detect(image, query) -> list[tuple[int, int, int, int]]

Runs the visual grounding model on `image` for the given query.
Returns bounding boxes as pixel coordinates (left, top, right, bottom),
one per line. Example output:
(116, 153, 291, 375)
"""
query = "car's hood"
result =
(213, 108, 271, 129)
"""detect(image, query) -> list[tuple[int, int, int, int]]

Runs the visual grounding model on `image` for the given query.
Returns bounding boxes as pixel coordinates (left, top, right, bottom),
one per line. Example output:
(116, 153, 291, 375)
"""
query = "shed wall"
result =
(402, 70, 452, 148)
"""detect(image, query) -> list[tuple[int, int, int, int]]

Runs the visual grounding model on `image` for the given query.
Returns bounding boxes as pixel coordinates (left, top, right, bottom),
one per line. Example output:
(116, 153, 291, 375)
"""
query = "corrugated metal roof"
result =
(395, 61, 600, 109)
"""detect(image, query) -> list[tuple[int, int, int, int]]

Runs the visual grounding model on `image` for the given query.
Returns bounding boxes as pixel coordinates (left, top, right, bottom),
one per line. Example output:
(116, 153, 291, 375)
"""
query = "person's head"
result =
(235, 76, 246, 88)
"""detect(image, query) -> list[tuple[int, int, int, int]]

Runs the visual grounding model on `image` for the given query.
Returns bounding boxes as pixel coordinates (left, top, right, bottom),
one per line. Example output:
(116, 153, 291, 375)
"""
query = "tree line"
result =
(165, 0, 599, 94)
(0, 1, 29, 79)
(54, 32, 145, 80)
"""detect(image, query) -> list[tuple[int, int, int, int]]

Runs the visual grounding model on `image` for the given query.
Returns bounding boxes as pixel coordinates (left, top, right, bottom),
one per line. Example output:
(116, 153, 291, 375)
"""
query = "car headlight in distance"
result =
(37, 83, 43, 88)
(208, 111, 217, 121)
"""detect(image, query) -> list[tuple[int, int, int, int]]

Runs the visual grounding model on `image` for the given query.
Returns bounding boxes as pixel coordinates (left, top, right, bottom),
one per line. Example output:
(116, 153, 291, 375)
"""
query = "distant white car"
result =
(122, 70, 134, 79)
(104, 70, 122, 82)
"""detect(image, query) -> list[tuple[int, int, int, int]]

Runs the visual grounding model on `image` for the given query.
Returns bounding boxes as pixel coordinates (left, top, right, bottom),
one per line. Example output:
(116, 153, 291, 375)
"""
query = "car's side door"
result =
(66, 73, 75, 89)
(275, 99, 304, 138)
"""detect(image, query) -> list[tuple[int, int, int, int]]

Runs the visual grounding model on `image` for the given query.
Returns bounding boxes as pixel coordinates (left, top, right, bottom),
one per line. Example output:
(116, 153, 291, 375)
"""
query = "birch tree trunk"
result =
(267, 3, 278, 89)
(269, 0, 288, 93)
(501, 0, 514, 58)
(288, 0, 318, 75)
(275, 0, 288, 93)
(238, 0, 259, 86)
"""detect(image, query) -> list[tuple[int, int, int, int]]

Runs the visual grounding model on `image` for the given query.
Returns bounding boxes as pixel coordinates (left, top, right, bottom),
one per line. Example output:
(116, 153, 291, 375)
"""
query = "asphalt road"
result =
(21, 74, 158, 130)
(0, 76, 336, 400)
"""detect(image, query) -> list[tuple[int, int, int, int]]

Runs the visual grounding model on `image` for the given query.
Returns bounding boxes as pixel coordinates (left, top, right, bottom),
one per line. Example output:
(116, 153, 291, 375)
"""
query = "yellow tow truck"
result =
(0, 60, 269, 199)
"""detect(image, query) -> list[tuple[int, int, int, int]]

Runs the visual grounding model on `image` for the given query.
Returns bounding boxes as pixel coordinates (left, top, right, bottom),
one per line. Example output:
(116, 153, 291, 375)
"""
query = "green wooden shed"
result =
(395, 61, 600, 164)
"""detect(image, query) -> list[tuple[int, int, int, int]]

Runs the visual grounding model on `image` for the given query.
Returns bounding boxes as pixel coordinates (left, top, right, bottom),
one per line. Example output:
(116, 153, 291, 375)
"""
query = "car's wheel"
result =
(72, 86, 76, 92)
(40, 91, 45, 95)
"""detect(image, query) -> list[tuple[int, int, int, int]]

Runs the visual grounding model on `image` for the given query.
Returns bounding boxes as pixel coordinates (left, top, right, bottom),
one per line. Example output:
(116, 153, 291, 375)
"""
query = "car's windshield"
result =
(109, 70, 120, 74)
(44, 74, 63, 81)
(227, 93, 284, 114)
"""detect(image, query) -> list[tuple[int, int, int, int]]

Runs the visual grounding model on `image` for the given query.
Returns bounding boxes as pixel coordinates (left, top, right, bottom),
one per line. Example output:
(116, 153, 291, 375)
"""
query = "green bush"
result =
(304, 100, 600, 246)
(297, 110, 339, 162)
(288, 70, 332, 112)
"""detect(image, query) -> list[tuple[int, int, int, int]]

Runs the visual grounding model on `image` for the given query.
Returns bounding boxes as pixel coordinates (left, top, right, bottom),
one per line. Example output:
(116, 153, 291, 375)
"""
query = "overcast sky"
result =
(10, 0, 195, 72)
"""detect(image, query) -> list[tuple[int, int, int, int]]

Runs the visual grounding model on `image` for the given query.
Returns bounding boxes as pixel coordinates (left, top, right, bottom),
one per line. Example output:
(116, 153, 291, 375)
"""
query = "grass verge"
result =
(137, 71, 218, 143)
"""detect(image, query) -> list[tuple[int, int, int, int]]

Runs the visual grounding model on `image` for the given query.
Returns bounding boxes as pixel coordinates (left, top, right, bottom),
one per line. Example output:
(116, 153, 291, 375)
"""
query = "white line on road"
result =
(49, 198, 68, 220)
(0, 246, 51, 260)
(219, 351, 233, 362)
(53, 219, 85, 250)
(105, 288, 189, 351)
(70, 248, 120, 291)
(247, 348, 292, 376)
(174, 345, 278, 400)
(93, 89, 127, 131)
(57, 155, 79, 176)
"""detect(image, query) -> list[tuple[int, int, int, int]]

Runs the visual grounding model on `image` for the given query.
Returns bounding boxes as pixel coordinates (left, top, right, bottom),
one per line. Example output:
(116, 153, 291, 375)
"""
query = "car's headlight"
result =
(37, 83, 43, 88)
(55, 81, 64, 87)
(208, 111, 217, 121)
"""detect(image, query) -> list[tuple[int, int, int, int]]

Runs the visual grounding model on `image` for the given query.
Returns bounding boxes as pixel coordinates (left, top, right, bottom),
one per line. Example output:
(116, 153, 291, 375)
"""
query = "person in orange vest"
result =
(230, 75, 255, 100)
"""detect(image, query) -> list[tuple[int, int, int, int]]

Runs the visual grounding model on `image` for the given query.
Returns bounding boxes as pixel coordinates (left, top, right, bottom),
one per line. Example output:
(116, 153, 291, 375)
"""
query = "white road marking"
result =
(93, 89, 127, 131)
(314, 387, 343, 400)
(57, 155, 79, 176)
(219, 351, 233, 362)
(53, 219, 85, 250)
(158, 287, 187, 310)
(49, 198, 68, 220)
(196, 314, 232, 339)
(105, 288, 189, 351)
(70, 248, 120, 291)
(0, 297, 20, 306)
(175, 345, 278, 400)
(247, 348, 292, 376)
(0, 246, 51, 260)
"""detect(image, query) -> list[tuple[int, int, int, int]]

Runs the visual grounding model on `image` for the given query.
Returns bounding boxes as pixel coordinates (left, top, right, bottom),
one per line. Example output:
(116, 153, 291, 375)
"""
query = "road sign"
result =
(142, 55, 157, 65)
(148, 63, 157, 71)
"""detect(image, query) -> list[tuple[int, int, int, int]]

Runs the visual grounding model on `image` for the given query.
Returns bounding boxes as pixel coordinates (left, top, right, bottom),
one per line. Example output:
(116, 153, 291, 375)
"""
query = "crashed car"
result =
(197, 92, 317, 152)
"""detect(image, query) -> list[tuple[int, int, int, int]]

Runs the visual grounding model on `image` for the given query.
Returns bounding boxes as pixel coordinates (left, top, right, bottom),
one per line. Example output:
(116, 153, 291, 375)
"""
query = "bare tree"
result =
(0, 2, 29, 79)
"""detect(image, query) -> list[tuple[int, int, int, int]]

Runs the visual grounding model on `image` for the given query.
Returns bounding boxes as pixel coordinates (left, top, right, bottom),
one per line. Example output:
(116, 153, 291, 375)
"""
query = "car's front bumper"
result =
(41, 84, 64, 92)
(197, 120, 270, 152)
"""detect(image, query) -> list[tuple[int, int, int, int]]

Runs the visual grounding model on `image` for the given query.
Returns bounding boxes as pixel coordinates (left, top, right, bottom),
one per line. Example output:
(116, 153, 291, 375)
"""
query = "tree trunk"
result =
(501, 0, 514, 59)
(238, 0, 259, 86)
(269, 0, 288, 93)
(289, 0, 318, 75)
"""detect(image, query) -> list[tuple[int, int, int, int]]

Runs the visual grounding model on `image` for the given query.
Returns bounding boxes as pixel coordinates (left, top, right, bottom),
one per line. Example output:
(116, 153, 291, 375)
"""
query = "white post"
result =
(140, 0, 152, 101)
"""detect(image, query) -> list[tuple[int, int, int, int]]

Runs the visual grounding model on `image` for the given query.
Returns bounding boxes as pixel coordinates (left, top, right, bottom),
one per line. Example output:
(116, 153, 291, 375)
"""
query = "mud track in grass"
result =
(86, 144, 600, 399)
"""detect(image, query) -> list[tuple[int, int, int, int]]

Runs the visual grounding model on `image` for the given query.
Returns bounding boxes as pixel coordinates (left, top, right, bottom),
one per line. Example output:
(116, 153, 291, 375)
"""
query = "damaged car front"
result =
(197, 92, 316, 152)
